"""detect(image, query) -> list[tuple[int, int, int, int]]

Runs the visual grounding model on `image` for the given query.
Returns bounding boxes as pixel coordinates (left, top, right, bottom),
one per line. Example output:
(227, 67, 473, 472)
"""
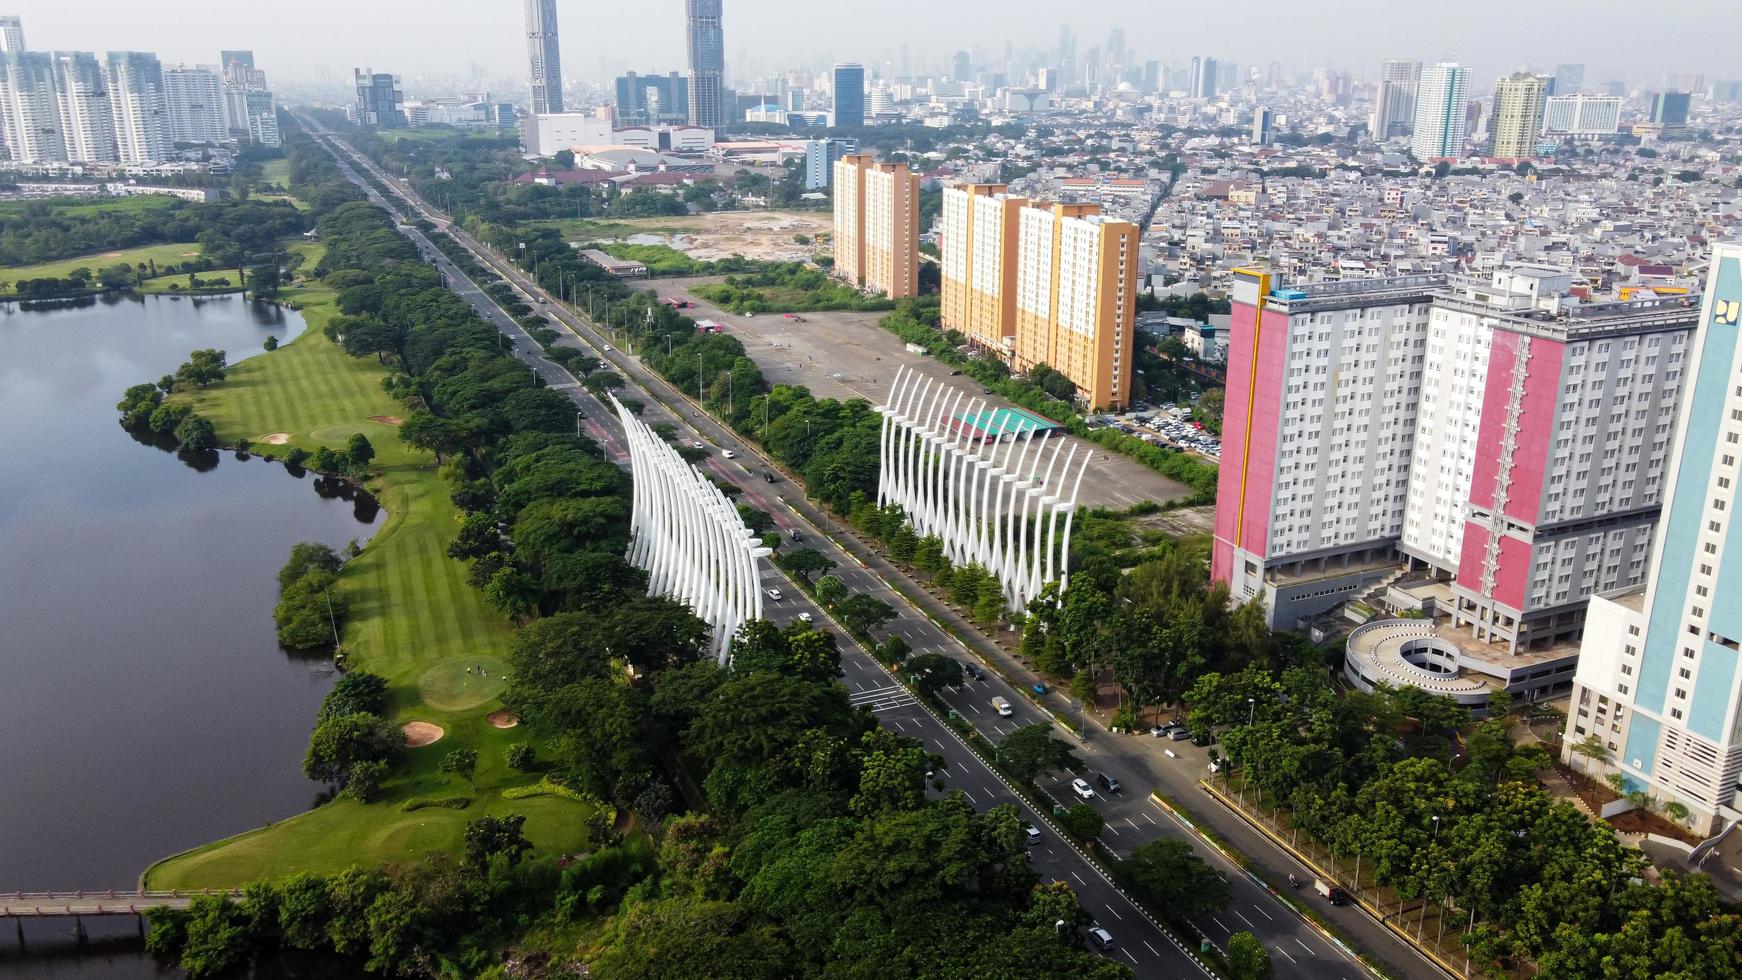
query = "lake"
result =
(0, 294, 378, 976)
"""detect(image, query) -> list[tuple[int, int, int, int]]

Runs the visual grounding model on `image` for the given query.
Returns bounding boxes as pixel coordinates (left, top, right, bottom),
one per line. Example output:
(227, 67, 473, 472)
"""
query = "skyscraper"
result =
(0, 51, 64, 162)
(53, 51, 116, 161)
(1371, 59, 1421, 139)
(1250, 106, 1273, 145)
(685, 0, 724, 129)
(953, 51, 970, 83)
(1552, 63, 1584, 94)
(106, 51, 168, 162)
(1189, 56, 1217, 99)
(1410, 62, 1469, 160)
(615, 71, 689, 125)
(524, 0, 563, 114)
(1651, 91, 1692, 127)
(0, 15, 25, 53)
(831, 62, 864, 128)
(1561, 244, 1742, 833)
(1490, 71, 1550, 159)
(352, 68, 405, 128)
(163, 64, 227, 143)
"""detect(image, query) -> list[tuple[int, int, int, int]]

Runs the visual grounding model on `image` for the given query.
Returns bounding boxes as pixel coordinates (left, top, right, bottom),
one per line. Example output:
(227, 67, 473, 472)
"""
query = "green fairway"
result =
(0, 241, 203, 285)
(145, 273, 585, 888)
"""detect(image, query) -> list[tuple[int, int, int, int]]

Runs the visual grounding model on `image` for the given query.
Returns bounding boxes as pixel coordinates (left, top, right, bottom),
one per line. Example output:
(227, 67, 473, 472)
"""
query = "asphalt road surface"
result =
(306, 121, 1440, 980)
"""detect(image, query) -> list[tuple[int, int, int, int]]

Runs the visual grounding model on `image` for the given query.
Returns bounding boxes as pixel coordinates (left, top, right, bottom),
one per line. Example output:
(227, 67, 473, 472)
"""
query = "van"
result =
(991, 697, 1013, 717)
(1314, 878, 1350, 906)
(1087, 926, 1116, 951)
(1025, 825, 1042, 847)
(1095, 772, 1122, 794)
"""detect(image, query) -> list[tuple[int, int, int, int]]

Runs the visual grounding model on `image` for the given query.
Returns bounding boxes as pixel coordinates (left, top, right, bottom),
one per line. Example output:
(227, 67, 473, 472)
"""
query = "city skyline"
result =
(4, 0, 1737, 92)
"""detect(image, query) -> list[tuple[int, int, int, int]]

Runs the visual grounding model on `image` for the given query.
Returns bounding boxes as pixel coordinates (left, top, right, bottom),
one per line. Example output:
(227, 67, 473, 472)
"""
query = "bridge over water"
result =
(2, 890, 244, 942)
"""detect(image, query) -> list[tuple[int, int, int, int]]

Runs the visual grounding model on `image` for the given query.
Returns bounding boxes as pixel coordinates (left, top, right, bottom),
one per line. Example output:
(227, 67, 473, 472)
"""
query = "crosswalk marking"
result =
(847, 684, 918, 712)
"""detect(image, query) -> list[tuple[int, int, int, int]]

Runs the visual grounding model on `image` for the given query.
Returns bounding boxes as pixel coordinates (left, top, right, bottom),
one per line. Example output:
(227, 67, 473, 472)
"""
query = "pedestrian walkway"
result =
(848, 684, 918, 712)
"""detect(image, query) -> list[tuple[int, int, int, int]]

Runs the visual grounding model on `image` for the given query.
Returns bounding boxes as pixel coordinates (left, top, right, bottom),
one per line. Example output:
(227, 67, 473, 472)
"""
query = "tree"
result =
(173, 348, 228, 388)
(877, 634, 910, 665)
(815, 574, 848, 608)
(1663, 800, 1690, 823)
(439, 747, 478, 781)
(342, 759, 388, 802)
(302, 712, 404, 785)
(996, 723, 1078, 784)
(117, 383, 164, 427)
(263, 335, 279, 351)
(345, 432, 376, 472)
(249, 261, 281, 299)
(907, 653, 963, 699)
(1060, 803, 1103, 841)
(1122, 838, 1231, 918)
(275, 568, 347, 649)
(1569, 733, 1608, 769)
(317, 671, 388, 722)
(507, 742, 535, 771)
(781, 548, 836, 585)
(464, 813, 531, 870)
(158, 896, 251, 980)
(173, 414, 218, 451)
(1226, 931, 1273, 980)
(836, 593, 896, 637)
(147, 401, 194, 435)
(279, 542, 343, 590)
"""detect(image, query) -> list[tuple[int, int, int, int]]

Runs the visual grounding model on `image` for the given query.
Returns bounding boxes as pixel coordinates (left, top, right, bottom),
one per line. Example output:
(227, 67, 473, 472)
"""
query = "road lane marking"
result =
(1234, 910, 1257, 928)
(1254, 904, 1273, 920)
(1278, 948, 1298, 964)
(1125, 817, 1139, 831)
(1142, 812, 1157, 825)
(1103, 906, 1122, 921)
(961, 789, 979, 804)
(1071, 872, 1086, 885)
(1103, 822, 1120, 835)
(1143, 941, 1159, 956)
(1295, 939, 1313, 954)
(1122, 950, 1138, 965)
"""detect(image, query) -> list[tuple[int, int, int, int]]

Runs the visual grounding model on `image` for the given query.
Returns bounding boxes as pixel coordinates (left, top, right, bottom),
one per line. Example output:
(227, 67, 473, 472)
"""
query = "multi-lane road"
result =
(306, 122, 1438, 980)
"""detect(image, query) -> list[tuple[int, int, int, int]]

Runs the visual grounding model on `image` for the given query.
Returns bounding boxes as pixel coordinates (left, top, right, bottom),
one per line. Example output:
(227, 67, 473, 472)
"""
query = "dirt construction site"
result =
(606, 211, 832, 263)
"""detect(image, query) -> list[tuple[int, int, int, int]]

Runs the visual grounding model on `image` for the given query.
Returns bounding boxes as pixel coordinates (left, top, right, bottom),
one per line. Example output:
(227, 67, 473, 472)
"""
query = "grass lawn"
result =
(143, 272, 588, 888)
(0, 241, 203, 285)
(259, 158, 292, 187)
(0, 193, 179, 219)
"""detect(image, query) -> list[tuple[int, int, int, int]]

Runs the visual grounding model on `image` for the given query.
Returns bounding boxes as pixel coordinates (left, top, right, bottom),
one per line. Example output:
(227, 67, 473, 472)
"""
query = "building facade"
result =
(351, 69, 405, 128)
(1410, 62, 1469, 160)
(941, 183, 1027, 354)
(832, 63, 864, 127)
(801, 136, 851, 190)
(1371, 59, 1421, 139)
(1012, 202, 1136, 410)
(1189, 56, 1217, 99)
(615, 71, 688, 125)
(0, 15, 23, 53)
(832, 153, 917, 298)
(106, 52, 168, 162)
(524, 0, 563, 114)
(0, 51, 65, 162)
(53, 51, 115, 162)
(1490, 71, 1550, 159)
(685, 0, 724, 128)
(1542, 94, 1622, 137)
(163, 65, 226, 143)
(1562, 243, 1742, 834)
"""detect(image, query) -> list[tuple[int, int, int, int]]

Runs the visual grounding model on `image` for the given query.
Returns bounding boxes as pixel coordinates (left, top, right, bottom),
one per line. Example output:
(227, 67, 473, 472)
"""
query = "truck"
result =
(904, 342, 927, 355)
(1314, 878, 1350, 906)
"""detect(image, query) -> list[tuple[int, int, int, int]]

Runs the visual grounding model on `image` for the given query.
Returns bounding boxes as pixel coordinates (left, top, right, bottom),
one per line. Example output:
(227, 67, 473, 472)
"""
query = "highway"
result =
(307, 121, 1435, 980)
(306, 125, 1211, 979)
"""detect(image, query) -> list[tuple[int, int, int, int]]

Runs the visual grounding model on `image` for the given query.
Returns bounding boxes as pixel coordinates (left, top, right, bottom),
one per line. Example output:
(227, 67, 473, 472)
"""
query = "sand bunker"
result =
(487, 710, 520, 729)
(259, 432, 291, 445)
(367, 415, 404, 426)
(402, 721, 445, 747)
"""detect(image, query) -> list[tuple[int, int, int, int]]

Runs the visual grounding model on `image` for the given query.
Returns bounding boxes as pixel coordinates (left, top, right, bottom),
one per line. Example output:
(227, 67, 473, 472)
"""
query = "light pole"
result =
(698, 352, 705, 406)
(1247, 697, 1255, 726)
(575, 411, 584, 439)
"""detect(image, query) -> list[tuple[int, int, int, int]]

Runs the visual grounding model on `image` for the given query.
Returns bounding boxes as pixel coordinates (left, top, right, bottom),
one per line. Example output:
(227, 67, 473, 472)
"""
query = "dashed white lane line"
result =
(890, 719, 907, 731)
(1071, 871, 1086, 885)
(1295, 938, 1314, 954)
(1211, 916, 1230, 933)
(1278, 947, 1298, 964)
(1254, 904, 1273, 920)
(1103, 821, 1120, 835)
(1142, 811, 1157, 825)
(961, 788, 979, 804)
(1125, 817, 1140, 831)
(1143, 941, 1159, 956)
(1104, 905, 1123, 921)
(1234, 909, 1257, 929)
(1122, 949, 1139, 965)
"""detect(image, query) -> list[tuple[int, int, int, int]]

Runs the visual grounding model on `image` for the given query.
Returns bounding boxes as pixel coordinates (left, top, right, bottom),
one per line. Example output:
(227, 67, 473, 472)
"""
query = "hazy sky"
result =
(9, 0, 1738, 92)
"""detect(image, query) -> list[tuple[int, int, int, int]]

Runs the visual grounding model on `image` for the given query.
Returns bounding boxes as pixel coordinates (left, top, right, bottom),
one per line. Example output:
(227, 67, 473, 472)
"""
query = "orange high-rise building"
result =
(1011, 202, 1137, 411)
(832, 153, 918, 298)
(940, 184, 1027, 356)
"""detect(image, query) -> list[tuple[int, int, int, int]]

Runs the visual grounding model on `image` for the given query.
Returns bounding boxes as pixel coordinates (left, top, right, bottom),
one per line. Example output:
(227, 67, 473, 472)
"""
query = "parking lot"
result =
(1090, 406, 1222, 463)
(646, 278, 1199, 512)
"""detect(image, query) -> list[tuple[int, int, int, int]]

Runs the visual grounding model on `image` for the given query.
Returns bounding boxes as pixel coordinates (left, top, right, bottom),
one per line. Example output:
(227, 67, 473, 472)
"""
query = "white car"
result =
(797, 612, 813, 623)
(602, 345, 613, 352)
(1071, 778, 1096, 800)
(722, 449, 737, 459)
(766, 588, 783, 600)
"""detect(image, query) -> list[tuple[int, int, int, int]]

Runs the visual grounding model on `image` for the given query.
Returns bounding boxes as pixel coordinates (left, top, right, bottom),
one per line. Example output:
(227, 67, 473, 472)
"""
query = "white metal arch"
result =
(613, 394, 769, 664)
(874, 365, 1089, 611)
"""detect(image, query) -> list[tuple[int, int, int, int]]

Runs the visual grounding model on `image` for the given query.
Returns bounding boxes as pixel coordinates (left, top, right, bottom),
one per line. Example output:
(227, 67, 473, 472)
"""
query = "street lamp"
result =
(1247, 697, 1256, 726)
(575, 411, 584, 439)
(698, 352, 705, 405)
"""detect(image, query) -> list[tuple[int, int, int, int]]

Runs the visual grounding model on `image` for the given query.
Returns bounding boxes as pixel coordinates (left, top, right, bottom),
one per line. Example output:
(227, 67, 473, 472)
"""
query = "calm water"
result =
(0, 294, 378, 976)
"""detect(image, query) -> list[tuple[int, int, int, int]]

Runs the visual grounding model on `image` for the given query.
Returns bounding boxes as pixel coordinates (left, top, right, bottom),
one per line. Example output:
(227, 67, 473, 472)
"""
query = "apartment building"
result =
(1213, 271, 1440, 617)
(940, 183, 1027, 354)
(162, 65, 226, 143)
(106, 52, 168, 162)
(1490, 71, 1550, 160)
(1012, 202, 1137, 410)
(1563, 243, 1742, 834)
(1217, 264, 1699, 650)
(832, 153, 918, 299)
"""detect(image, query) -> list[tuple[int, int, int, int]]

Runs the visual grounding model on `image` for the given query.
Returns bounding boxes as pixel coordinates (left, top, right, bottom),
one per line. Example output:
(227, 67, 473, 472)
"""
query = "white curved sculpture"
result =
(612, 394, 769, 665)
(876, 365, 1088, 610)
